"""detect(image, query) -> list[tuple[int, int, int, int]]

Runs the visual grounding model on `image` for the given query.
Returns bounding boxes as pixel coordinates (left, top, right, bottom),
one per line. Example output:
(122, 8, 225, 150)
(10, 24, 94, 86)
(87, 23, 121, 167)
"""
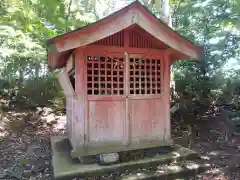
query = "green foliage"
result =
(170, 0, 240, 123)
(0, 78, 10, 90)
(16, 73, 64, 107)
(0, 0, 239, 118)
(0, 0, 90, 110)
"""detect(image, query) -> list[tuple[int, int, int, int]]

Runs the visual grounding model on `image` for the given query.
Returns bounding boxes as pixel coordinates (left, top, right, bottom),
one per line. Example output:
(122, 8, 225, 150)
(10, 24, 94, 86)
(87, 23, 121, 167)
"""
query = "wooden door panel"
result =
(129, 98, 165, 142)
(127, 53, 165, 143)
(88, 100, 125, 146)
(85, 51, 126, 148)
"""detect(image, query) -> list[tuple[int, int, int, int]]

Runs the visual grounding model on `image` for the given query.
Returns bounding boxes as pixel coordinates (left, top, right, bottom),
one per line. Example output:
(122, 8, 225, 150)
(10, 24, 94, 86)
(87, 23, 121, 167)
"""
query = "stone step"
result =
(121, 159, 210, 180)
(51, 136, 209, 180)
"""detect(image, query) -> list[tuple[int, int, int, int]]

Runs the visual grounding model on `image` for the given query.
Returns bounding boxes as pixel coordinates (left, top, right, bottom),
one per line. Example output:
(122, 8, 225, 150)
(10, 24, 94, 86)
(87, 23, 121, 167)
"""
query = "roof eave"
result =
(47, 0, 204, 70)
(47, 0, 141, 45)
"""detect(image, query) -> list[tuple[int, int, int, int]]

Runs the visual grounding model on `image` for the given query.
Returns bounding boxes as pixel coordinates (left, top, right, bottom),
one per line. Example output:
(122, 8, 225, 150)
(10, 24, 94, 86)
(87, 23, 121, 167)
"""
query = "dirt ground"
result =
(187, 118, 240, 180)
(0, 108, 240, 180)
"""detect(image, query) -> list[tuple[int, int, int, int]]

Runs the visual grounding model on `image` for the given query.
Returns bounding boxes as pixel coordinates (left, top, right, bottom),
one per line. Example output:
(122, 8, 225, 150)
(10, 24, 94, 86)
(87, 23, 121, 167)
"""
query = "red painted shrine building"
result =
(47, 1, 203, 157)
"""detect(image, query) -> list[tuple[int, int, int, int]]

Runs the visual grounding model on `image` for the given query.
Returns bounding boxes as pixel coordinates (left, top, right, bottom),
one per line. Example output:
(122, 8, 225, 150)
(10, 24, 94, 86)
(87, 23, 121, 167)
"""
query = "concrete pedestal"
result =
(51, 136, 209, 180)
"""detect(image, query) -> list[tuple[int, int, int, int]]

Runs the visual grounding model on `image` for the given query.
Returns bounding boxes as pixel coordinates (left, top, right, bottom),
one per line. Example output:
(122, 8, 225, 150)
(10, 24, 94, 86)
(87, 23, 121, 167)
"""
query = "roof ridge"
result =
(47, 0, 141, 44)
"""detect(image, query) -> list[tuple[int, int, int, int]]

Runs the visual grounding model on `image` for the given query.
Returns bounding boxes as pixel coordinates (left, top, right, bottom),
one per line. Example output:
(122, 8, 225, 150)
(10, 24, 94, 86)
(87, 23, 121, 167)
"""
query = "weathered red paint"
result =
(71, 40, 172, 153)
(51, 1, 203, 156)
(47, 1, 203, 70)
(57, 70, 75, 146)
(74, 49, 86, 150)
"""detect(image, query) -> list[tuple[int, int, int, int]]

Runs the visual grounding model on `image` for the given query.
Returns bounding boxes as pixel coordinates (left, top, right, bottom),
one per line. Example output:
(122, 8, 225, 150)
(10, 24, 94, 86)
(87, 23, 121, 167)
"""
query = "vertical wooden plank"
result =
(72, 95, 76, 148)
(150, 59, 153, 94)
(155, 58, 158, 93)
(133, 59, 136, 94)
(161, 55, 164, 94)
(112, 33, 114, 45)
(137, 31, 139, 48)
(74, 48, 86, 152)
(92, 56, 94, 94)
(88, 100, 125, 145)
(66, 97, 71, 142)
(58, 68, 75, 147)
(139, 60, 142, 94)
(163, 51, 171, 140)
(129, 98, 164, 141)
(144, 58, 147, 94)
(105, 57, 107, 95)
(84, 52, 89, 145)
(124, 29, 129, 48)
(111, 58, 114, 94)
(119, 31, 121, 47)
(117, 60, 120, 95)
(124, 52, 130, 145)
(107, 35, 110, 46)
(130, 31, 133, 47)
(123, 30, 125, 47)
(98, 56, 101, 94)
(114, 32, 116, 46)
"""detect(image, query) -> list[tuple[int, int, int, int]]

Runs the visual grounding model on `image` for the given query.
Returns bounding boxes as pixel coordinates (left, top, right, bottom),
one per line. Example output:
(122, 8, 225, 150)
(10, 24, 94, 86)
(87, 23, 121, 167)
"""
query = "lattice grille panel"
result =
(129, 58, 161, 95)
(87, 56, 124, 95)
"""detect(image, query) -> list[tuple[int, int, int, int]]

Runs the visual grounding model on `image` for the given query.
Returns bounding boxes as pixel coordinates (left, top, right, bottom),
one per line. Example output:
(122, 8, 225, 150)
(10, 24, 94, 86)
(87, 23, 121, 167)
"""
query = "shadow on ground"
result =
(0, 108, 240, 179)
(0, 108, 66, 180)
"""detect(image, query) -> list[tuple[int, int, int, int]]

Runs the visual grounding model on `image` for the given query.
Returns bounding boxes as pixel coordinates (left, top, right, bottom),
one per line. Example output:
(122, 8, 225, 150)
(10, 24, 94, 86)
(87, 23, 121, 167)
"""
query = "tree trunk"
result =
(35, 66, 40, 78)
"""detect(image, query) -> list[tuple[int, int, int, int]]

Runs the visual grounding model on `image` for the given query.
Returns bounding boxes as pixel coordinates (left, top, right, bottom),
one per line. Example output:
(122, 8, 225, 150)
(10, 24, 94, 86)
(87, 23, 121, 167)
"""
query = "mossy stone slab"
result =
(51, 136, 198, 180)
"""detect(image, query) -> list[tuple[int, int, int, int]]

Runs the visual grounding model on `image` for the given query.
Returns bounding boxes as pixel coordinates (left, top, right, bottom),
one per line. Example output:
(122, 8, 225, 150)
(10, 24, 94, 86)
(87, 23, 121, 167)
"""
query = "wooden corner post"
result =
(72, 49, 86, 157)
(163, 51, 171, 141)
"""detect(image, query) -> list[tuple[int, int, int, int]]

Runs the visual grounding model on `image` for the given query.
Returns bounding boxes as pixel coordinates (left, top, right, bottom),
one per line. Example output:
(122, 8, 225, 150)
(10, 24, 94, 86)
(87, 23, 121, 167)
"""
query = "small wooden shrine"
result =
(47, 0, 203, 159)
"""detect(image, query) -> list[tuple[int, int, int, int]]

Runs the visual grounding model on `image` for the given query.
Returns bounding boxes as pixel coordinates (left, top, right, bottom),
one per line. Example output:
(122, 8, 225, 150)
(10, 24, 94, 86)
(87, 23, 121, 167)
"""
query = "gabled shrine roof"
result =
(47, 0, 203, 70)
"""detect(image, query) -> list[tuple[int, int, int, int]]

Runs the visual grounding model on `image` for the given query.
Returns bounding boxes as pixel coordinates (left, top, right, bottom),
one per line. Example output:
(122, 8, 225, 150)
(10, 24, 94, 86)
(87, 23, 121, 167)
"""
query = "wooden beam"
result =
(74, 49, 86, 151)
(136, 6, 201, 60)
(51, 8, 138, 53)
(163, 51, 171, 140)
(84, 45, 166, 55)
(48, 1, 203, 64)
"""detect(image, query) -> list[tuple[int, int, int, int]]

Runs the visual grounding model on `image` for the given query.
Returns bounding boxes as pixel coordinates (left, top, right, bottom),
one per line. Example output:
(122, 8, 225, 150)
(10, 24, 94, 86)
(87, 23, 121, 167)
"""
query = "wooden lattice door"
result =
(85, 50, 165, 148)
(86, 52, 128, 148)
(126, 53, 165, 144)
